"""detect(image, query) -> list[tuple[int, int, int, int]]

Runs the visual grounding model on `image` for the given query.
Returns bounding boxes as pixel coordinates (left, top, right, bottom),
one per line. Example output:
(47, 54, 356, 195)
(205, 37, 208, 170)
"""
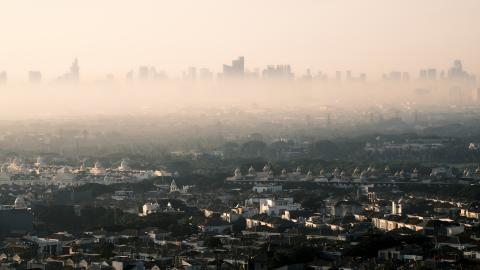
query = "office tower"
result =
(262, 65, 294, 79)
(440, 71, 445, 79)
(57, 59, 79, 82)
(199, 68, 213, 80)
(0, 71, 6, 84)
(402, 72, 410, 81)
(391, 200, 402, 215)
(138, 66, 150, 80)
(427, 68, 437, 80)
(335, 71, 341, 81)
(419, 69, 427, 80)
(150, 68, 167, 80)
(70, 58, 79, 81)
(222, 56, 244, 78)
(453, 60, 462, 72)
(126, 70, 134, 81)
(346, 70, 352, 81)
(29, 71, 42, 83)
(183, 67, 197, 81)
(448, 60, 468, 80)
(359, 73, 366, 81)
(316, 71, 327, 81)
(303, 69, 312, 80)
(389, 71, 402, 81)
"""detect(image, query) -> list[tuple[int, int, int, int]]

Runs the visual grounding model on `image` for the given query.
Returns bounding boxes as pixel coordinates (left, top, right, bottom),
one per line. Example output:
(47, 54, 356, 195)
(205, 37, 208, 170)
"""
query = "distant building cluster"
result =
(0, 57, 476, 85)
(227, 163, 480, 185)
(0, 158, 172, 186)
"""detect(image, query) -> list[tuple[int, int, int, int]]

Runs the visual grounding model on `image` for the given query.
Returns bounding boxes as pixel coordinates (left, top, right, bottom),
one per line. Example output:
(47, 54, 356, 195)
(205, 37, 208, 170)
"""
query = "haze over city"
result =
(2, 1, 480, 270)
(0, 0, 478, 120)
(1, 0, 480, 79)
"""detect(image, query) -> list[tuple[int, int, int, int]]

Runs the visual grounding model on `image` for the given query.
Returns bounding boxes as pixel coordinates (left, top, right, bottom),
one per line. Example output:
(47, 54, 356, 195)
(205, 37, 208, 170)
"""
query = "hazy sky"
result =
(1, 0, 479, 80)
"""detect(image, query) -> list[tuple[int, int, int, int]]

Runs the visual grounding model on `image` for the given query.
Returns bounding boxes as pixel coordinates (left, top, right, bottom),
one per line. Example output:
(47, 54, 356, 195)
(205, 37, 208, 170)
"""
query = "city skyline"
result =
(1, 0, 479, 80)
(0, 57, 477, 83)
(2, 2, 480, 269)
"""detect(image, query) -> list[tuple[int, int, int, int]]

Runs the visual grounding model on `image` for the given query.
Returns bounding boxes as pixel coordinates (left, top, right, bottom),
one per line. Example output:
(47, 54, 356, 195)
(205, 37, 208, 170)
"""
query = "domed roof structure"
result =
(248, 165, 256, 175)
(14, 196, 27, 209)
(281, 168, 287, 176)
(7, 158, 22, 174)
(79, 161, 85, 171)
(90, 161, 105, 175)
(34, 157, 43, 168)
(0, 163, 7, 173)
(234, 168, 241, 177)
(118, 159, 129, 171)
(263, 164, 270, 173)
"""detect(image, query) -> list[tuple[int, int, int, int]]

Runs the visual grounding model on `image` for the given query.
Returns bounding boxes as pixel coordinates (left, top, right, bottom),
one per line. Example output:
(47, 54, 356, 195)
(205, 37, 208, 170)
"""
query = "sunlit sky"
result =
(1, 0, 479, 80)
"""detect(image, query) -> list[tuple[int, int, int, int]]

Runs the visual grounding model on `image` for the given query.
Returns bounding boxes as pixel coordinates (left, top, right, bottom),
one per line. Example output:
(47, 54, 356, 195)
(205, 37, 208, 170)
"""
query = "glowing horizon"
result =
(0, 0, 479, 80)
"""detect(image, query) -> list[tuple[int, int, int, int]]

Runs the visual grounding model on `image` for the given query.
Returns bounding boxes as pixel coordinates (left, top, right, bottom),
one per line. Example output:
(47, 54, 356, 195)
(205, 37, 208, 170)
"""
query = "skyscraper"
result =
(70, 58, 79, 81)
(138, 66, 150, 80)
(346, 70, 352, 81)
(183, 67, 197, 81)
(0, 71, 6, 84)
(448, 60, 467, 79)
(262, 65, 294, 80)
(427, 68, 437, 80)
(222, 56, 244, 78)
(28, 71, 42, 83)
(335, 71, 341, 81)
(56, 59, 79, 82)
(199, 68, 213, 80)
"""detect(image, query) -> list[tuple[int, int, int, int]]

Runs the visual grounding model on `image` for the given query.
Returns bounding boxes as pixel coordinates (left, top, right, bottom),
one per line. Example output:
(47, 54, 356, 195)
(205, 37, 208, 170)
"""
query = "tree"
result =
(310, 140, 340, 160)
(241, 140, 267, 157)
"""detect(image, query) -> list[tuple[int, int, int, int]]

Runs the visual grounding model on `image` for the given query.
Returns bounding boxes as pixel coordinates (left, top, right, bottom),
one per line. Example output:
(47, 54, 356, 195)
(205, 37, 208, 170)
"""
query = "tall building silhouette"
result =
(335, 71, 341, 81)
(448, 60, 467, 79)
(346, 70, 352, 81)
(199, 68, 213, 80)
(222, 56, 244, 78)
(28, 71, 42, 83)
(138, 66, 167, 80)
(138, 66, 150, 80)
(0, 71, 6, 84)
(183, 67, 197, 81)
(57, 58, 79, 82)
(70, 58, 79, 81)
(126, 70, 134, 81)
(262, 65, 294, 79)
